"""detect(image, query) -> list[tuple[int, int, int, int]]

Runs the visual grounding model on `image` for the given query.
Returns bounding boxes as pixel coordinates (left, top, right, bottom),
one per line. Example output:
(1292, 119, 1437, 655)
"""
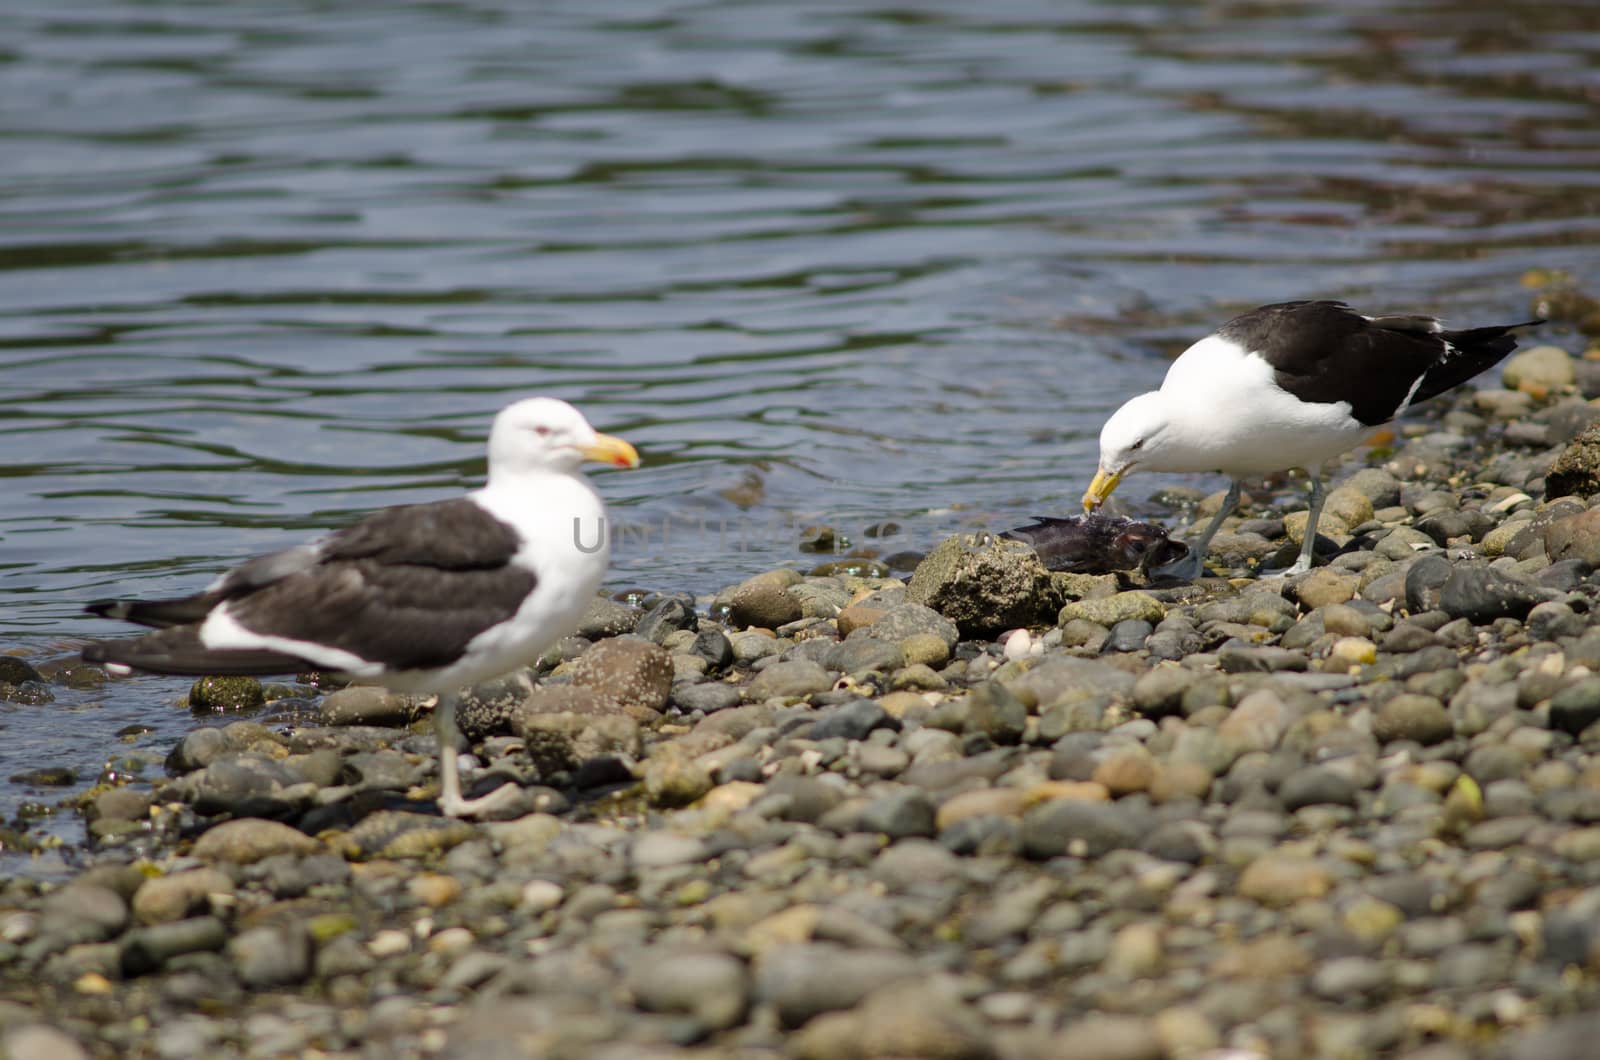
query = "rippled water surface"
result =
(3, 0, 1597, 867)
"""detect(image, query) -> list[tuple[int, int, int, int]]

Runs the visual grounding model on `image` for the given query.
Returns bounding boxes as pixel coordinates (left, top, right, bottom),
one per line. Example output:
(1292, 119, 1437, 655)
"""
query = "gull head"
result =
(1083, 391, 1171, 511)
(488, 397, 640, 479)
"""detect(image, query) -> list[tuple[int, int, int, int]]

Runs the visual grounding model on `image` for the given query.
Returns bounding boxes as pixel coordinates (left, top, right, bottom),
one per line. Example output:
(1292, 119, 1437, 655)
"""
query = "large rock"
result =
(569, 637, 673, 713)
(907, 534, 1062, 637)
(1547, 424, 1600, 499)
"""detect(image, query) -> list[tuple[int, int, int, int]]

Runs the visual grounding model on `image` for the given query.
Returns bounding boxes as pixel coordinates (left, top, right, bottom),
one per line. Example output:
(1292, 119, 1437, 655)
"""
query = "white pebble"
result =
(1003, 629, 1032, 660)
(367, 929, 411, 958)
(521, 879, 564, 914)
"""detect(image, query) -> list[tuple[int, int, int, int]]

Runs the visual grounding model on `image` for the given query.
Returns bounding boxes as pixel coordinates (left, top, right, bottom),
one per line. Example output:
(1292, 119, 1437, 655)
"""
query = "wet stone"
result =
(0, 657, 44, 685)
(188, 676, 265, 711)
(635, 598, 698, 643)
(810, 699, 896, 742)
(320, 686, 412, 727)
(167, 727, 228, 774)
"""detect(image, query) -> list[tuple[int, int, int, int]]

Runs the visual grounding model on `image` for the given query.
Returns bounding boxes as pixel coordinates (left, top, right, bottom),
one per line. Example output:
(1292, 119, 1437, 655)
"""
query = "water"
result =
(2, 0, 1596, 868)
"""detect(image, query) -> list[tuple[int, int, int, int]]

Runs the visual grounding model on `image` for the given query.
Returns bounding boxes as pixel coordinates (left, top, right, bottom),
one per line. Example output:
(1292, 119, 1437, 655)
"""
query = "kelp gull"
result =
(1083, 300, 1541, 579)
(82, 397, 639, 818)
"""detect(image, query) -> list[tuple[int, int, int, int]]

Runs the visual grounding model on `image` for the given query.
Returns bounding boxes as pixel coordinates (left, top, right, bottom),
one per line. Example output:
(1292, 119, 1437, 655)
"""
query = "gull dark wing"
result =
(81, 628, 312, 676)
(318, 497, 525, 570)
(1222, 301, 1539, 426)
(224, 559, 537, 672)
(85, 497, 537, 676)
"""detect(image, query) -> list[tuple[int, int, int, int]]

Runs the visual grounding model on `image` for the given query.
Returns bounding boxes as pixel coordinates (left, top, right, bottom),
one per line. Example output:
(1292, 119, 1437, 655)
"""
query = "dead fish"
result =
(1002, 514, 1189, 574)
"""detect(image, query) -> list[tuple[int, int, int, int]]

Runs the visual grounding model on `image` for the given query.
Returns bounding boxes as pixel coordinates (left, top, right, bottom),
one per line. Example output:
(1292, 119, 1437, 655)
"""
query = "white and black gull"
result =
(1083, 300, 1541, 579)
(82, 397, 639, 819)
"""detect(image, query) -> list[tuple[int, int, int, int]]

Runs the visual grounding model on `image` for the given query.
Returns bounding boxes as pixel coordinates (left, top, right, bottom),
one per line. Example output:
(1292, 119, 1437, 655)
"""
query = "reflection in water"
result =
(1, 0, 1596, 854)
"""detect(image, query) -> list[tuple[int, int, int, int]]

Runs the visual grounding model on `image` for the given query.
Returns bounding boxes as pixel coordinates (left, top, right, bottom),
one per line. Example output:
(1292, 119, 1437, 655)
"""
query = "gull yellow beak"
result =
(580, 433, 640, 469)
(1082, 466, 1123, 512)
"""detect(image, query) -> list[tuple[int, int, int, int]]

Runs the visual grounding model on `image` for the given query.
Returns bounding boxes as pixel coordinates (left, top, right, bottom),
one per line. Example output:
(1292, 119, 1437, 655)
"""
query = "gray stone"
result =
(1404, 554, 1455, 614)
(1311, 955, 1389, 999)
(671, 681, 743, 714)
(1279, 767, 1359, 810)
(576, 597, 640, 638)
(166, 727, 228, 774)
(1102, 619, 1153, 652)
(1550, 678, 1600, 736)
(755, 943, 921, 1027)
(626, 947, 749, 1030)
(194, 753, 310, 816)
(1343, 468, 1402, 509)
(745, 659, 833, 702)
(810, 699, 897, 742)
(120, 917, 229, 977)
(824, 637, 905, 674)
(964, 681, 1027, 744)
(228, 924, 311, 988)
(689, 629, 734, 671)
(1022, 799, 1143, 859)
(1438, 566, 1552, 624)
(1217, 644, 1307, 673)
(858, 789, 937, 839)
(634, 598, 698, 643)
(1523, 602, 1587, 643)
(863, 603, 960, 650)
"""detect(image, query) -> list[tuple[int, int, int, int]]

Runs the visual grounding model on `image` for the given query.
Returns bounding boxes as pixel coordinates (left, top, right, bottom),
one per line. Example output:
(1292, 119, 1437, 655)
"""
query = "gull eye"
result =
(533, 425, 552, 437)
(1129, 438, 1145, 452)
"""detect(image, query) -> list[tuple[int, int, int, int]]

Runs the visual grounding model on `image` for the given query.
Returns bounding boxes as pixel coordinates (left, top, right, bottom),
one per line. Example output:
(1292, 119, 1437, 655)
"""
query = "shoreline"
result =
(6, 335, 1600, 1058)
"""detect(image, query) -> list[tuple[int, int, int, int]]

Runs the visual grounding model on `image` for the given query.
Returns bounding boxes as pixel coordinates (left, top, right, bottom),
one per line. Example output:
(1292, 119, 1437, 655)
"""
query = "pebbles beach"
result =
(6, 316, 1600, 1058)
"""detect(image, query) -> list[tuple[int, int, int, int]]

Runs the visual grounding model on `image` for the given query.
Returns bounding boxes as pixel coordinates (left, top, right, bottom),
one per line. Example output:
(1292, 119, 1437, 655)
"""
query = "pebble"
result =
(191, 818, 321, 864)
